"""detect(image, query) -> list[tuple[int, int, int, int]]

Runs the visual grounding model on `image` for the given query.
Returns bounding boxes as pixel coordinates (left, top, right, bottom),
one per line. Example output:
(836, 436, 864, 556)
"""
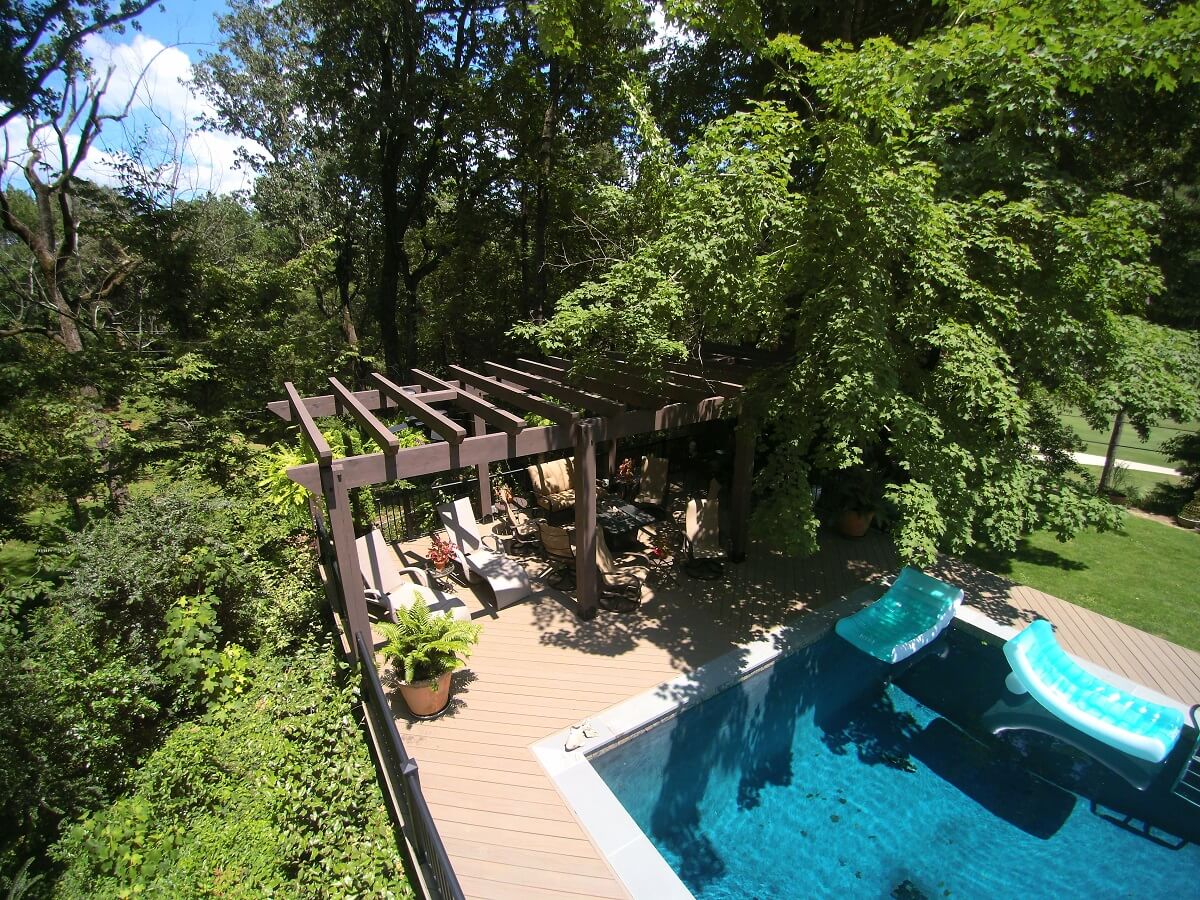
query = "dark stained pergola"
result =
(268, 355, 758, 658)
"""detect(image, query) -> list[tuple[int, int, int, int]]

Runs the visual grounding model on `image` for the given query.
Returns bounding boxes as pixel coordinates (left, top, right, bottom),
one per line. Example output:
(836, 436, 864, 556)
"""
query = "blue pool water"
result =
(591, 627, 1200, 899)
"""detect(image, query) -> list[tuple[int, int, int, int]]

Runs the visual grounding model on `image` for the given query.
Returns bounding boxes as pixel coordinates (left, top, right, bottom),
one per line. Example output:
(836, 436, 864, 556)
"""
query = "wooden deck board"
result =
(376, 525, 1200, 899)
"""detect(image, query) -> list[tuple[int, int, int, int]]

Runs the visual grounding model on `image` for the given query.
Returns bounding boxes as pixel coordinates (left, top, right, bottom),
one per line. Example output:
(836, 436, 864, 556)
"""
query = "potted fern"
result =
(379, 599, 482, 717)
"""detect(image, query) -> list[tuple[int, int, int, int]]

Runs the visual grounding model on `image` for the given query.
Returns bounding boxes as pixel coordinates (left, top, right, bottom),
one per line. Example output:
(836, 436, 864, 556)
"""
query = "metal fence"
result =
(312, 509, 464, 900)
(355, 632, 465, 900)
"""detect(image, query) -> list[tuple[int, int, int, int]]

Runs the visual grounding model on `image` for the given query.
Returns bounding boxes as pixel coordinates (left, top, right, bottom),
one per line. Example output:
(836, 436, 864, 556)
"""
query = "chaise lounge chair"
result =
(437, 497, 533, 610)
(355, 529, 471, 622)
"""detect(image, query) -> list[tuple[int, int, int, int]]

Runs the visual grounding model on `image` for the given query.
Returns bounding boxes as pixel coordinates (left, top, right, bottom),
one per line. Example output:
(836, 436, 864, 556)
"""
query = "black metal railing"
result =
(355, 631, 465, 900)
(313, 508, 463, 899)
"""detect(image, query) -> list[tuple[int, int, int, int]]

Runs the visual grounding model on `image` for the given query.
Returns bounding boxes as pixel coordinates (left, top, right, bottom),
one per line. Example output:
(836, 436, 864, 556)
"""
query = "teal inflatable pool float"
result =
(835, 567, 964, 663)
(1003, 619, 1185, 764)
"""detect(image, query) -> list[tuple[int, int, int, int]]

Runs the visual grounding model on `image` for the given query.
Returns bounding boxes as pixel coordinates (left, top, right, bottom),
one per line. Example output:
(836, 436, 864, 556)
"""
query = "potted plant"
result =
(379, 598, 482, 718)
(427, 532, 454, 572)
(832, 466, 885, 538)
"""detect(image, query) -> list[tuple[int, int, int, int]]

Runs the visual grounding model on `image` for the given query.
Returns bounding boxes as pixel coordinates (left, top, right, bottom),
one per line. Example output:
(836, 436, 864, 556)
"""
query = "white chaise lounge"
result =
(356, 529, 471, 622)
(437, 498, 532, 610)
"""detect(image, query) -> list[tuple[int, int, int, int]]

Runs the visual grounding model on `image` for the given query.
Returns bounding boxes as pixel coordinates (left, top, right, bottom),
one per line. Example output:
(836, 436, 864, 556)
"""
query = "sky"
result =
(4, 0, 263, 198)
(5, 1, 689, 200)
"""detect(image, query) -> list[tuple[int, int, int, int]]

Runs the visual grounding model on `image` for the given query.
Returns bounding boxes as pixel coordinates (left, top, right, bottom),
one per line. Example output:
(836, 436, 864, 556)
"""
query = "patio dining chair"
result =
(497, 489, 541, 555)
(536, 520, 576, 589)
(596, 530, 651, 603)
(633, 456, 669, 513)
(437, 497, 533, 610)
(355, 529, 471, 622)
(684, 478, 723, 579)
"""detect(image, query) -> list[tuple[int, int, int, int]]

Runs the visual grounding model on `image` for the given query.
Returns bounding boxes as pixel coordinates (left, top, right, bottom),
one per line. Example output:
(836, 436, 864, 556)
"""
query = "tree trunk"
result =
(1098, 408, 1126, 494)
(532, 61, 561, 325)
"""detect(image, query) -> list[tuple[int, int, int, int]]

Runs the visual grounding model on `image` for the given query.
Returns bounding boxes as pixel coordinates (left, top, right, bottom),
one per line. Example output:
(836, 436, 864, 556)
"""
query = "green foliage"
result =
(54, 647, 411, 898)
(528, 0, 1199, 565)
(255, 442, 314, 528)
(158, 594, 255, 701)
(378, 598, 482, 685)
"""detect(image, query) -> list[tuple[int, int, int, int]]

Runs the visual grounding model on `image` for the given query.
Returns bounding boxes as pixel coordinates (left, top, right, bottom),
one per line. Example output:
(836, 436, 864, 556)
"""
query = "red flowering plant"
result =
(428, 533, 455, 570)
(618, 457, 635, 479)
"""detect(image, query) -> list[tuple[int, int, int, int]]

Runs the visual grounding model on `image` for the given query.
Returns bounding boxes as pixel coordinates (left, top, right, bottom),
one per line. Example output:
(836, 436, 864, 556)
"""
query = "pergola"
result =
(268, 355, 756, 658)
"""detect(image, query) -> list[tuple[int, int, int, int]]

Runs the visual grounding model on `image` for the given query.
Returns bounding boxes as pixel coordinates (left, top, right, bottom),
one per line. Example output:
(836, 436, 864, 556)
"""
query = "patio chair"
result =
(355, 529, 471, 622)
(596, 529, 651, 603)
(684, 478, 723, 579)
(497, 490, 541, 555)
(526, 457, 611, 512)
(536, 520, 576, 589)
(634, 456, 669, 513)
(437, 497, 532, 610)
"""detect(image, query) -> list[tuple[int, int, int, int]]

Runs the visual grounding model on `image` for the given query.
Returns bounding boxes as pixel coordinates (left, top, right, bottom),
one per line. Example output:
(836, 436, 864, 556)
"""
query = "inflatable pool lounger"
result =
(1003, 619, 1185, 764)
(835, 567, 964, 664)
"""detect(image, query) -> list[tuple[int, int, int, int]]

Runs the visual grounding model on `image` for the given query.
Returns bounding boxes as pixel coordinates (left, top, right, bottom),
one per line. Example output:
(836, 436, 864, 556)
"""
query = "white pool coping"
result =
(531, 589, 878, 900)
(532, 591, 1189, 899)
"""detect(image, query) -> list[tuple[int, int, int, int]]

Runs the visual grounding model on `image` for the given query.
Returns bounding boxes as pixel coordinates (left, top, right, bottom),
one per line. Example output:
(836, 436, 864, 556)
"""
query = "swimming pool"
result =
(591, 626, 1200, 899)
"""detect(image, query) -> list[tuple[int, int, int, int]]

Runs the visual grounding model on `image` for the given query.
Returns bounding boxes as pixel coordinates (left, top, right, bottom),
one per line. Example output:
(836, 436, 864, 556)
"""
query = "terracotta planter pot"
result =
(398, 671, 453, 718)
(836, 509, 875, 538)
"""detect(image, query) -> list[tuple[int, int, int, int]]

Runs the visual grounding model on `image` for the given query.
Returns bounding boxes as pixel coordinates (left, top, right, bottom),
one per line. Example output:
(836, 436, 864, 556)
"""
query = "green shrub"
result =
(55, 647, 411, 898)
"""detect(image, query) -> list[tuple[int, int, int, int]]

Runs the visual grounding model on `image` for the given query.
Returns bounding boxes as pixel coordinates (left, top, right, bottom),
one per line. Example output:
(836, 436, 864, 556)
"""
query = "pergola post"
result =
(730, 415, 756, 563)
(326, 462, 372, 656)
(472, 413, 491, 517)
(573, 419, 600, 619)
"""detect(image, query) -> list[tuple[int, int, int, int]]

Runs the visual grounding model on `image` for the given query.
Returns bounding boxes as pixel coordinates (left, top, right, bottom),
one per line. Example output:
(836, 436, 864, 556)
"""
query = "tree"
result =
(1, 67, 140, 351)
(0, 0, 156, 129)
(525, 0, 1200, 565)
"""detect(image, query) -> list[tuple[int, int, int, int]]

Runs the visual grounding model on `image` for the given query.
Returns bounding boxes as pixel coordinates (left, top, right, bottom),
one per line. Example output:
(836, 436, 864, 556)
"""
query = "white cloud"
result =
(1, 33, 264, 198)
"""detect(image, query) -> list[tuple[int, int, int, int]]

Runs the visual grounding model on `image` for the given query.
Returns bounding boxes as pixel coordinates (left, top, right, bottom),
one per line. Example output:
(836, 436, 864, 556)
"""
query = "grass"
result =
(964, 513, 1200, 652)
(0, 539, 39, 587)
(1062, 412, 1194, 468)
(1079, 464, 1180, 497)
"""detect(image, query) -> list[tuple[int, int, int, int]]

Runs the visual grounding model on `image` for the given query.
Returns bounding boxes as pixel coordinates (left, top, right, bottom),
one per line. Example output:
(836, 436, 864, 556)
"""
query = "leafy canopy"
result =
(526, 0, 1200, 564)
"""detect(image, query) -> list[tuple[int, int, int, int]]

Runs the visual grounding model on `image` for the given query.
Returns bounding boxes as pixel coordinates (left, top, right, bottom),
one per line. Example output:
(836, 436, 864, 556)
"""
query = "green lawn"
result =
(964, 513, 1200, 652)
(1079, 464, 1180, 497)
(1062, 412, 1194, 468)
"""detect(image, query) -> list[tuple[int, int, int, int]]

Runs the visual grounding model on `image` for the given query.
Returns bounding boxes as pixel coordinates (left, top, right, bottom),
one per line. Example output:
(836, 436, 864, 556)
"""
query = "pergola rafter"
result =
(269, 357, 755, 658)
(517, 358, 666, 409)
(412, 368, 527, 435)
(447, 364, 579, 426)
(370, 372, 467, 444)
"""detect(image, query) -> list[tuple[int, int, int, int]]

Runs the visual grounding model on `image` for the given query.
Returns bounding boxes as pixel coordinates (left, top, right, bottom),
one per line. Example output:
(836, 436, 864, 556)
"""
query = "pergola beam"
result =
(284, 398, 726, 493)
(483, 362, 625, 417)
(517, 358, 664, 409)
(448, 364, 579, 426)
(329, 377, 400, 453)
(371, 372, 467, 444)
(412, 369, 527, 435)
(285, 381, 333, 464)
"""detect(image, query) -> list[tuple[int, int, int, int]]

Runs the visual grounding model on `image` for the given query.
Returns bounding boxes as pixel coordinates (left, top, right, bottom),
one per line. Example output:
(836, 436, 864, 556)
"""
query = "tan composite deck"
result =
(373, 526, 1200, 900)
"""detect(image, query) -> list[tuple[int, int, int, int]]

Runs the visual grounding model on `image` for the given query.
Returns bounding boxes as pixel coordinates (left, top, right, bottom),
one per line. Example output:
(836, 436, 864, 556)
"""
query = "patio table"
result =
(596, 498, 654, 552)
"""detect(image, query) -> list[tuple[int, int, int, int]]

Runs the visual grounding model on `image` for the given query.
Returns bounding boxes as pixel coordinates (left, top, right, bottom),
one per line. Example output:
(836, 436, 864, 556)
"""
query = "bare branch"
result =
(0, 0, 158, 130)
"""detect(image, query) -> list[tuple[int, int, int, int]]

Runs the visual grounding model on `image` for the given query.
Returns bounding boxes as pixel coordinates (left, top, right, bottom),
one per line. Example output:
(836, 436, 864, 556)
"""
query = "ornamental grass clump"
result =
(378, 598, 481, 687)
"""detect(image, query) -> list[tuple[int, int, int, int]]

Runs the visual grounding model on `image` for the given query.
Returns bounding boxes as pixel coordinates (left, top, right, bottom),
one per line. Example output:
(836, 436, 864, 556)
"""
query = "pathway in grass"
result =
(964, 513, 1200, 653)
(1062, 412, 1195, 469)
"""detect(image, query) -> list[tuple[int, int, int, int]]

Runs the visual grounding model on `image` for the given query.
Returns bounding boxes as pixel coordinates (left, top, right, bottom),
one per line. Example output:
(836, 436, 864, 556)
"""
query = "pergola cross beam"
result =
(548, 356, 715, 404)
(285, 381, 333, 464)
(517, 358, 665, 409)
(484, 361, 626, 416)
